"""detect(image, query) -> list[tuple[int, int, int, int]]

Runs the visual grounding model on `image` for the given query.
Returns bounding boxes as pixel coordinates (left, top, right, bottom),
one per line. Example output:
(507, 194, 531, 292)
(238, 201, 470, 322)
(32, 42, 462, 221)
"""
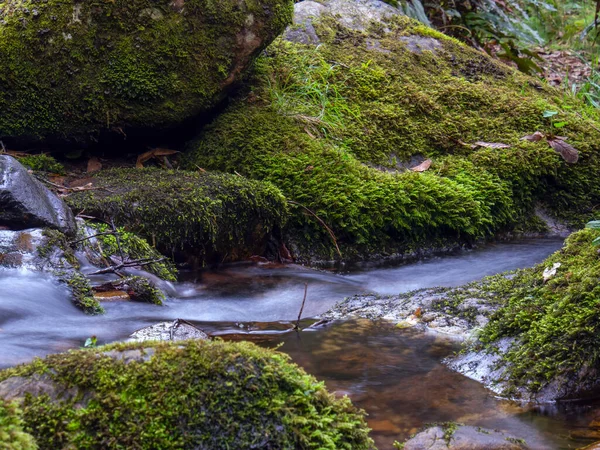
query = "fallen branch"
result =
(294, 283, 308, 331)
(86, 257, 166, 276)
(69, 231, 116, 246)
(288, 200, 342, 259)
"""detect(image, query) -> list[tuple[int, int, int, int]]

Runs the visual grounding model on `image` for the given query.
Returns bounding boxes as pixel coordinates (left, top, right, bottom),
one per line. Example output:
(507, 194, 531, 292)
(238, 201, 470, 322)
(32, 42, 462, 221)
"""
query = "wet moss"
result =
(117, 276, 165, 305)
(183, 13, 600, 261)
(18, 154, 65, 175)
(471, 229, 600, 396)
(0, 399, 37, 450)
(65, 272, 104, 315)
(0, 340, 374, 449)
(67, 168, 289, 262)
(84, 222, 177, 281)
(0, 0, 293, 143)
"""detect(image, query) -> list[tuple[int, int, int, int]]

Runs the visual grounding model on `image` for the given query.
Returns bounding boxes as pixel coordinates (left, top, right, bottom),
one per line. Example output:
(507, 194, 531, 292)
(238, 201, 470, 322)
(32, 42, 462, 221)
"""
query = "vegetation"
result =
(18, 154, 65, 175)
(184, 12, 600, 260)
(466, 228, 600, 398)
(0, 400, 37, 450)
(0, 340, 374, 449)
(67, 168, 289, 262)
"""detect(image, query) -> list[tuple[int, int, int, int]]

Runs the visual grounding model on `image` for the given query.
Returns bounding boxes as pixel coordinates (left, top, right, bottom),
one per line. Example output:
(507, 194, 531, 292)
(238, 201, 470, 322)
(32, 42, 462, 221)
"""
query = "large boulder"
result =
(183, 0, 600, 262)
(0, 0, 293, 144)
(0, 156, 76, 235)
(66, 168, 289, 262)
(0, 340, 374, 449)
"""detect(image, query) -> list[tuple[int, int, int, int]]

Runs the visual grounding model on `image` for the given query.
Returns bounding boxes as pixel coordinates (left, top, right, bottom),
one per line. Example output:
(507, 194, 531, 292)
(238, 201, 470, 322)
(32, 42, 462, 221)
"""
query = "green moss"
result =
(0, 340, 374, 449)
(18, 154, 65, 175)
(0, 399, 37, 450)
(183, 13, 600, 261)
(466, 229, 600, 395)
(65, 272, 104, 315)
(85, 222, 177, 281)
(0, 0, 293, 142)
(67, 168, 289, 262)
(118, 276, 165, 305)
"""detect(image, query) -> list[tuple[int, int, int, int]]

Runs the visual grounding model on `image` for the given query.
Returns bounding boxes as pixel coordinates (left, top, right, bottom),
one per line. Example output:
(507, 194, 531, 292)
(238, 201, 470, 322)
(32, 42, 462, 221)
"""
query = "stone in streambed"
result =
(128, 320, 210, 342)
(0, 156, 76, 235)
(402, 425, 529, 450)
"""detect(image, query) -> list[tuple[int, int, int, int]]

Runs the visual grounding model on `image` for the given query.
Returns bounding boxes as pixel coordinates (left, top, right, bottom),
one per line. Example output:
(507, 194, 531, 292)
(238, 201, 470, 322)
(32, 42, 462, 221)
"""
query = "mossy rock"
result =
(0, 0, 293, 144)
(0, 399, 37, 450)
(183, 1, 600, 262)
(453, 228, 600, 400)
(0, 340, 374, 449)
(66, 168, 289, 262)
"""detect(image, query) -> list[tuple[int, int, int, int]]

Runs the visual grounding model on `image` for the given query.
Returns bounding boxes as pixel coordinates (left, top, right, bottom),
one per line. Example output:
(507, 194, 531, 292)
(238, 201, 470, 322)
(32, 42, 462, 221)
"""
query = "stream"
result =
(1, 237, 598, 448)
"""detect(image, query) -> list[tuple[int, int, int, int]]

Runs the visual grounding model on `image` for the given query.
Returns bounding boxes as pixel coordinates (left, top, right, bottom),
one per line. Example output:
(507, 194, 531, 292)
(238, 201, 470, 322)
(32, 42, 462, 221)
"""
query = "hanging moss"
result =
(473, 228, 600, 397)
(67, 168, 289, 262)
(0, 340, 374, 449)
(183, 12, 600, 261)
(0, 0, 293, 143)
(0, 400, 37, 450)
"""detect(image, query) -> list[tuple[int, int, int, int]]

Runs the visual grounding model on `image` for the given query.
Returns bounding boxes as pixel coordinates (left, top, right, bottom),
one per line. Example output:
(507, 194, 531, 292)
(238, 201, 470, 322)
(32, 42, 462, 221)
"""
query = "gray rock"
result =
(0, 373, 78, 404)
(128, 320, 210, 343)
(0, 156, 76, 235)
(403, 425, 529, 450)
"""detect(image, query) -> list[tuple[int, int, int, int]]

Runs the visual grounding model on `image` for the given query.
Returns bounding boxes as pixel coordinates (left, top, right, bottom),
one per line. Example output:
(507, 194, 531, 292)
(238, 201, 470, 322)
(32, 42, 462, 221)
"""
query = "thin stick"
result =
(86, 257, 166, 276)
(69, 231, 116, 246)
(294, 283, 308, 331)
(110, 217, 125, 261)
(288, 200, 342, 259)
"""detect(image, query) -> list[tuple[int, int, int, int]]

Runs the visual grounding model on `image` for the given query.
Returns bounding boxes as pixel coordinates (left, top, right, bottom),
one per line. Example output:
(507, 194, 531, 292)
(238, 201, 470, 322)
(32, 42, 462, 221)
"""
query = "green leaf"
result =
(84, 336, 97, 348)
(586, 220, 600, 229)
(543, 110, 558, 118)
(553, 121, 568, 128)
(593, 237, 600, 246)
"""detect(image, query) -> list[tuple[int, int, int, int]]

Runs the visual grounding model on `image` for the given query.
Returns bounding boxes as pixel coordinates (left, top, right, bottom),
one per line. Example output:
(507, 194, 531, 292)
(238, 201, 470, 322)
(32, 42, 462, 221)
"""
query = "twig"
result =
(69, 231, 116, 246)
(288, 200, 342, 258)
(294, 283, 308, 331)
(574, 111, 600, 135)
(86, 257, 166, 276)
(110, 217, 125, 261)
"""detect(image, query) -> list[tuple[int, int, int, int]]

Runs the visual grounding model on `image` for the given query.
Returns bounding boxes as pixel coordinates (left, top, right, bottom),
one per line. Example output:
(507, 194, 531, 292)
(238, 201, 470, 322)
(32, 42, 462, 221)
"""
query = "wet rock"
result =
(0, 155, 76, 235)
(128, 320, 210, 342)
(403, 425, 529, 449)
(0, 373, 79, 404)
(0, 0, 293, 144)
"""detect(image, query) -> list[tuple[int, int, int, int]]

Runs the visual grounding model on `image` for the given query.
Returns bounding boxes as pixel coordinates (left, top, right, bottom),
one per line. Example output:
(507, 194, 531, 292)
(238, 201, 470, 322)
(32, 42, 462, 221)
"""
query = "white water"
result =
(0, 238, 564, 368)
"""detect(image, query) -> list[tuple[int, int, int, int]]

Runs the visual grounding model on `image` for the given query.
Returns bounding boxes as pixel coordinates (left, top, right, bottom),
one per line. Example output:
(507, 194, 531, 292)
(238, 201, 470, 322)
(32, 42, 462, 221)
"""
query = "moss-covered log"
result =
(0, 0, 293, 143)
(183, 2, 600, 261)
(0, 340, 374, 449)
(67, 168, 289, 262)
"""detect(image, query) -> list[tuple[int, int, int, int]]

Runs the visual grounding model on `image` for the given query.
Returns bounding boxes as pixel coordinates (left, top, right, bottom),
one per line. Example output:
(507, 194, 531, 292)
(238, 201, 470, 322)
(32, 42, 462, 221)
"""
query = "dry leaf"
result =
(547, 137, 579, 163)
(543, 262, 561, 282)
(87, 156, 102, 173)
(472, 141, 511, 149)
(136, 148, 179, 168)
(411, 159, 432, 172)
(520, 131, 545, 142)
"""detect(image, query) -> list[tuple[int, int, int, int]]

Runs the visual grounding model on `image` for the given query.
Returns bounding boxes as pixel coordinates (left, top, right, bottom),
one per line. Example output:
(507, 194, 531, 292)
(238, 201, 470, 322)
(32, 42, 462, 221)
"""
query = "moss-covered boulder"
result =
(0, 340, 374, 449)
(0, 0, 293, 144)
(67, 168, 289, 262)
(450, 228, 600, 401)
(183, 0, 600, 262)
(0, 399, 37, 450)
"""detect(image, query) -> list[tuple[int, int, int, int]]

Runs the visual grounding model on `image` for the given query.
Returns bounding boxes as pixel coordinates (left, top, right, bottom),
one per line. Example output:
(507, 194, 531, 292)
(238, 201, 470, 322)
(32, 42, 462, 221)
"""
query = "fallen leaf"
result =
(472, 141, 511, 149)
(548, 137, 579, 163)
(136, 148, 179, 168)
(520, 131, 545, 142)
(543, 262, 561, 282)
(411, 159, 432, 172)
(87, 156, 102, 173)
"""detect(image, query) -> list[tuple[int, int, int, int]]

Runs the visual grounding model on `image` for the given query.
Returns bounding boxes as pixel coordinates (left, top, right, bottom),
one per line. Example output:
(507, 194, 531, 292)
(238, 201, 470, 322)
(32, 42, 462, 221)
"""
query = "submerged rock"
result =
(128, 320, 210, 342)
(402, 425, 529, 449)
(0, 0, 293, 144)
(184, 0, 600, 262)
(0, 340, 373, 449)
(0, 156, 75, 235)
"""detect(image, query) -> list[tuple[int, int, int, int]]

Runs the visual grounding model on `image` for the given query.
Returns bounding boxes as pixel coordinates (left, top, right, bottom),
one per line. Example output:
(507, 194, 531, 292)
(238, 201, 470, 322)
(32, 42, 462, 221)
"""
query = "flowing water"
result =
(3, 238, 599, 448)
